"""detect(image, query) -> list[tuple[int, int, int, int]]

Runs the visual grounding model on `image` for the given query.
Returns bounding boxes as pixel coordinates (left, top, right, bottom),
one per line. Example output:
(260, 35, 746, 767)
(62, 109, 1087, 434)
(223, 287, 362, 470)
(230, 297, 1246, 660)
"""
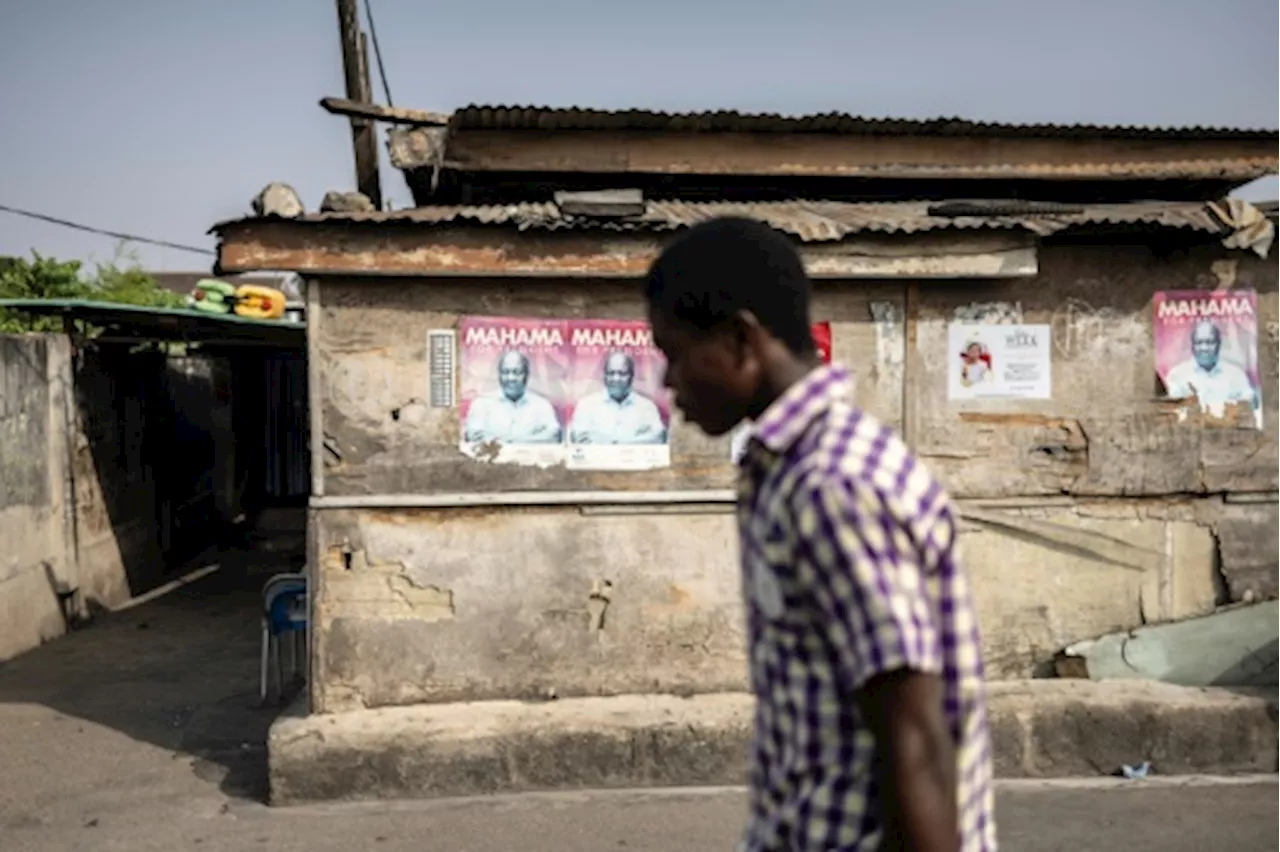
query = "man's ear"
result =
(730, 310, 767, 358)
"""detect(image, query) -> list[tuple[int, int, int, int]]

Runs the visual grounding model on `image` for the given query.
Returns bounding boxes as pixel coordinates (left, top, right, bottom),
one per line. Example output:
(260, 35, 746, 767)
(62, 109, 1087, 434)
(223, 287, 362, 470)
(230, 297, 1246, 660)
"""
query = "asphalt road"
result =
(2, 570, 1275, 852)
(4, 778, 1277, 852)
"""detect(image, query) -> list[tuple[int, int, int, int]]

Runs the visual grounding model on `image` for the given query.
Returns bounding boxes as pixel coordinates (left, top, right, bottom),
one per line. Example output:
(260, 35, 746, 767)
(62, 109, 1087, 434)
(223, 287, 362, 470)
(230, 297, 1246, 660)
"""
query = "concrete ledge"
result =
(268, 681, 1278, 805)
(986, 680, 1277, 778)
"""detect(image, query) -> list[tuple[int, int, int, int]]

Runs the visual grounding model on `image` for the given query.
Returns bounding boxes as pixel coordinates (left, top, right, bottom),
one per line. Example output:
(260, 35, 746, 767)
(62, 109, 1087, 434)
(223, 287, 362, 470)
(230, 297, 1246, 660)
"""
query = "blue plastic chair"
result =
(260, 572, 308, 704)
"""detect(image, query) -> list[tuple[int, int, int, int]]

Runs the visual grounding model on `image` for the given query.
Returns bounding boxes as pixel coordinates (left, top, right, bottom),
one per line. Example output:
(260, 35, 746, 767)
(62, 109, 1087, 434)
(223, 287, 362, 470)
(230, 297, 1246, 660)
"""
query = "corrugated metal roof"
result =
(213, 200, 1230, 242)
(387, 122, 1277, 180)
(0, 299, 305, 347)
(448, 105, 1277, 140)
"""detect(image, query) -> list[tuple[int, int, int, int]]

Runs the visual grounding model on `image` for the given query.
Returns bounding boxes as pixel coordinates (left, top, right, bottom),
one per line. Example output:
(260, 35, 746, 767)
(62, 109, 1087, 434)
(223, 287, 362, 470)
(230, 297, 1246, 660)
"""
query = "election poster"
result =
(457, 316, 673, 469)
(947, 323, 1052, 401)
(457, 317, 571, 467)
(564, 319, 672, 470)
(1153, 290, 1262, 429)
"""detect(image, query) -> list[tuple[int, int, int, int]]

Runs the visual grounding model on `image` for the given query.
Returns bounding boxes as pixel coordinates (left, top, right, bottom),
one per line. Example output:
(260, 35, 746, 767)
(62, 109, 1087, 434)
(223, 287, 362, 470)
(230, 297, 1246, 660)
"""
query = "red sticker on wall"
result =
(811, 322, 832, 364)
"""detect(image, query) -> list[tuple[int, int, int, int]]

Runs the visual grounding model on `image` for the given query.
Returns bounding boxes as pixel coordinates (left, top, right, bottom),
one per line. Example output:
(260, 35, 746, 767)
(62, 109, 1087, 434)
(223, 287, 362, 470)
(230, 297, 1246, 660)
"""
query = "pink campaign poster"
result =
(564, 319, 672, 470)
(456, 316, 672, 469)
(458, 317, 571, 466)
(1153, 290, 1262, 429)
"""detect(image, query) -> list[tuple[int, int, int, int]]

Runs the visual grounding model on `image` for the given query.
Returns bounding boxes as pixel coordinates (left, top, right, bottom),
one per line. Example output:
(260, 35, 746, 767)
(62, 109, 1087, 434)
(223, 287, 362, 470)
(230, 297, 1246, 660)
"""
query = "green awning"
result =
(0, 299, 305, 349)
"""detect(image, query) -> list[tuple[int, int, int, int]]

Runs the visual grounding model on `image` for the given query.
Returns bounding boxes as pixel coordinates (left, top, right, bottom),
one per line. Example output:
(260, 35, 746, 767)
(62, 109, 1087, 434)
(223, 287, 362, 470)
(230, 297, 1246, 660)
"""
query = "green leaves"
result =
(0, 249, 185, 333)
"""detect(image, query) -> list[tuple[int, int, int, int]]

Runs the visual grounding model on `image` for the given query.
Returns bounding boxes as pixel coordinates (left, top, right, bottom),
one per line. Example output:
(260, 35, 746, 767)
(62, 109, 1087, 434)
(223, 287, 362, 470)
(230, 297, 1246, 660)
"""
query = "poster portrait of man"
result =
(568, 351, 667, 445)
(462, 349, 563, 445)
(1162, 319, 1260, 414)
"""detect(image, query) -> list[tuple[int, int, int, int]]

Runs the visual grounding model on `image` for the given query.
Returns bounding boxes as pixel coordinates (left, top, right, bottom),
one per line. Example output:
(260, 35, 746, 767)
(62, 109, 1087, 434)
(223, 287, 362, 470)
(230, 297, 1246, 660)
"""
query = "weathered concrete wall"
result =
(912, 246, 1278, 498)
(310, 496, 1250, 711)
(313, 506, 744, 710)
(309, 243, 1279, 712)
(315, 279, 904, 495)
(0, 335, 73, 661)
(1, 336, 227, 661)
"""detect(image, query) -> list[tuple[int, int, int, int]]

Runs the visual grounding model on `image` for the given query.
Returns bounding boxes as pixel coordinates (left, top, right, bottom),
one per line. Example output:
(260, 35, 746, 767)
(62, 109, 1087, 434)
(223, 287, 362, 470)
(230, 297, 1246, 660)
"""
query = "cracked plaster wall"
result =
(308, 245, 1278, 711)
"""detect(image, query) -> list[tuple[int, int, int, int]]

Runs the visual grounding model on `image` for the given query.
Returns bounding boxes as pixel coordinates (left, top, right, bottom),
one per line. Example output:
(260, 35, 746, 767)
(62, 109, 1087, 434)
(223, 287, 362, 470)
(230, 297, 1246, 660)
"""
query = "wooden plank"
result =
(320, 96, 450, 127)
(334, 0, 382, 208)
(916, 413, 1090, 498)
(409, 127, 1280, 179)
(216, 220, 1039, 280)
(553, 189, 645, 217)
(307, 277, 325, 497)
(902, 282, 919, 446)
(1213, 504, 1279, 601)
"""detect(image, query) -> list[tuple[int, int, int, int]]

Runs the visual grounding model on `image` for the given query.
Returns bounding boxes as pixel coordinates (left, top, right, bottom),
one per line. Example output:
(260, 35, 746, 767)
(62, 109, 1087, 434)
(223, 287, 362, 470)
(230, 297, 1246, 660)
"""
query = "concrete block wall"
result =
(0, 335, 223, 662)
(309, 496, 1272, 713)
(0, 335, 76, 661)
(306, 244, 1279, 713)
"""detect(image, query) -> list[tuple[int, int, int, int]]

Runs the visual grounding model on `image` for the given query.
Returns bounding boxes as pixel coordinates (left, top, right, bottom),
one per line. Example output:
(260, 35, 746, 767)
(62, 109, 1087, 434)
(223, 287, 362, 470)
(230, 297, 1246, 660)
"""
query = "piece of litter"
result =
(1120, 761, 1151, 779)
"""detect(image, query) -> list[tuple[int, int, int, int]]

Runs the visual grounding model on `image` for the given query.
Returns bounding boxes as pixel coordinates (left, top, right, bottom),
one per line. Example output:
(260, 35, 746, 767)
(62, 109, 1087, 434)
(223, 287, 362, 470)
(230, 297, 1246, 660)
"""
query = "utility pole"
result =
(335, 0, 383, 209)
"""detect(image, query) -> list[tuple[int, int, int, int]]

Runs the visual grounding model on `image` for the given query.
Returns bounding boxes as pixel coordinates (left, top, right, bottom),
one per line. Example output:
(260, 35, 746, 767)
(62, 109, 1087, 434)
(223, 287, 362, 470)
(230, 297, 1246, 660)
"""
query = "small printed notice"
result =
(947, 323, 1052, 401)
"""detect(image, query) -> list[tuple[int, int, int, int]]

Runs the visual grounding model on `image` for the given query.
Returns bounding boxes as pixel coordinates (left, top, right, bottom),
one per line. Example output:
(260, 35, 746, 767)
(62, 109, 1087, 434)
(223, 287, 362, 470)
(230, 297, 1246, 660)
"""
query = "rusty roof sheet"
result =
(212, 200, 1231, 242)
(447, 105, 1278, 140)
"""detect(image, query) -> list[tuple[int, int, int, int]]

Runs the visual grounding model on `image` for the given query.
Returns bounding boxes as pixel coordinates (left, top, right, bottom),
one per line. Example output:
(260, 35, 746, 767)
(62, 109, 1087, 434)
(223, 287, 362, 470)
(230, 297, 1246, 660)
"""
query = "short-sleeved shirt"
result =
(1163, 358, 1258, 415)
(735, 364, 996, 852)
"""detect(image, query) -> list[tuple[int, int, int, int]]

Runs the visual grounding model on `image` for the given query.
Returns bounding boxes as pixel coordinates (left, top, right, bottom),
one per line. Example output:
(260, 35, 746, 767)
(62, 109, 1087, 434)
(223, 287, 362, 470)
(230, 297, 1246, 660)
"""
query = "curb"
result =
(268, 680, 1278, 805)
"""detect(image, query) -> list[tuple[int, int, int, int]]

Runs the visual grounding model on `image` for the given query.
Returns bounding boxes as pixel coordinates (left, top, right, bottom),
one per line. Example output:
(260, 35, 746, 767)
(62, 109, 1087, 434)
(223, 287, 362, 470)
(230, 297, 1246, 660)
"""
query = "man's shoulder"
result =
(525, 389, 556, 408)
(789, 406, 951, 523)
(631, 391, 661, 413)
(573, 391, 607, 411)
(1220, 360, 1254, 382)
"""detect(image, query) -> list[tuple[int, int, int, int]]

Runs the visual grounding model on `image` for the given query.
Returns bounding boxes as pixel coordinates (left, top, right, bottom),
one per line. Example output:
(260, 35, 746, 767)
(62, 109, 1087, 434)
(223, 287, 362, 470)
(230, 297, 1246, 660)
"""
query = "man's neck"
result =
(748, 355, 822, 421)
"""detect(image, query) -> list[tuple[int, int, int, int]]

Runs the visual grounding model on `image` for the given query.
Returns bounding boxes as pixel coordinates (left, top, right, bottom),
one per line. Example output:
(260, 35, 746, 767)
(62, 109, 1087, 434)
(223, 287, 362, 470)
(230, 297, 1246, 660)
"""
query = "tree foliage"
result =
(0, 249, 185, 333)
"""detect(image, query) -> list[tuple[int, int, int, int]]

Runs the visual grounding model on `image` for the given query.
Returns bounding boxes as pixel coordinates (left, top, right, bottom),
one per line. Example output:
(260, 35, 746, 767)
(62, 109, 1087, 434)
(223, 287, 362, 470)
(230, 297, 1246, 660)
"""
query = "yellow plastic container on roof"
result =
(233, 284, 286, 320)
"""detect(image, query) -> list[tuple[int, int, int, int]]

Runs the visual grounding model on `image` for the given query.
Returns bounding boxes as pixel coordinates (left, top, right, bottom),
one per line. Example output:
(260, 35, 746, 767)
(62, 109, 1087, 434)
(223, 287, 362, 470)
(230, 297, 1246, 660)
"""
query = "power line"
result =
(362, 0, 394, 107)
(0, 203, 215, 256)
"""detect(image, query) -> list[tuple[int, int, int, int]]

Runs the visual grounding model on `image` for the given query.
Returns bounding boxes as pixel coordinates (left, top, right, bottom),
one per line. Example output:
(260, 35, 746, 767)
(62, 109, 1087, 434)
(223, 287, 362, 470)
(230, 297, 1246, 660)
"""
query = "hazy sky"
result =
(1, 0, 1276, 271)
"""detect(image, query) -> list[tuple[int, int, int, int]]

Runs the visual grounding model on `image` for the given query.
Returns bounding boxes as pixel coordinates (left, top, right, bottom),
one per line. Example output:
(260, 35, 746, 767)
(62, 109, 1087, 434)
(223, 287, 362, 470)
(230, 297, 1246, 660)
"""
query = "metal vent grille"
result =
(428, 329, 456, 408)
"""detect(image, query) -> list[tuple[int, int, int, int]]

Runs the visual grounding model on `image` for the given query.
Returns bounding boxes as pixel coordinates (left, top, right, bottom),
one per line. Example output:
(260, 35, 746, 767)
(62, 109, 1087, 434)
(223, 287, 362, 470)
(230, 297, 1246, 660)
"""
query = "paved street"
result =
(0, 569, 1275, 851)
(2, 775, 1277, 851)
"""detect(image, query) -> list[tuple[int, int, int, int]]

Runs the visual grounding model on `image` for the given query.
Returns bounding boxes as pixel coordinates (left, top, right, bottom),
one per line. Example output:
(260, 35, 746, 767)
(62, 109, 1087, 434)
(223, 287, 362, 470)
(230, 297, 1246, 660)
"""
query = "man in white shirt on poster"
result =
(569, 352, 667, 445)
(463, 350, 562, 444)
(1163, 320, 1259, 423)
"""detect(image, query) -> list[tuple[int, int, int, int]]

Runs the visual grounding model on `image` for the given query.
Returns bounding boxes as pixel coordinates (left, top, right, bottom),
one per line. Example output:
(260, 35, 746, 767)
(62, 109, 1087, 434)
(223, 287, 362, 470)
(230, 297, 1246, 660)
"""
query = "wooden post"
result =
(335, 0, 382, 209)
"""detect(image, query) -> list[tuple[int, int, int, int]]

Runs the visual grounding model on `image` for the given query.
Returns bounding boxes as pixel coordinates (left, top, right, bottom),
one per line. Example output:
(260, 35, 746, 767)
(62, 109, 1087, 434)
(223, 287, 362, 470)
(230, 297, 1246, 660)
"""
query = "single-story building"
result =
(213, 106, 1279, 800)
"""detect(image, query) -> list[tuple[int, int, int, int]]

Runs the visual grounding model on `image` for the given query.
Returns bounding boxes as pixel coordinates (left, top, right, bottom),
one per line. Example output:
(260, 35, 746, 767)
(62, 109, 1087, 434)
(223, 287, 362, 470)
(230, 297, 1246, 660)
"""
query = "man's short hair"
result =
(644, 217, 815, 355)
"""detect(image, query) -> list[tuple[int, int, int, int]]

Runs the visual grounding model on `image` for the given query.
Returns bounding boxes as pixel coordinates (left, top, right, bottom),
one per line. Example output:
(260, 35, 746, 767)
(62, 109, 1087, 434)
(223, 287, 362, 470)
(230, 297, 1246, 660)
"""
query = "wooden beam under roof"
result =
(321, 96, 450, 127)
(214, 218, 1039, 280)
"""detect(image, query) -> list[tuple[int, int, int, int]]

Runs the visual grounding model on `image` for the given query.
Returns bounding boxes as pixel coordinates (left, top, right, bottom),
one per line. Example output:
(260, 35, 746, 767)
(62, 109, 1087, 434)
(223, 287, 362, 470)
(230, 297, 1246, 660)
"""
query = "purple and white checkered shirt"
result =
(735, 364, 996, 851)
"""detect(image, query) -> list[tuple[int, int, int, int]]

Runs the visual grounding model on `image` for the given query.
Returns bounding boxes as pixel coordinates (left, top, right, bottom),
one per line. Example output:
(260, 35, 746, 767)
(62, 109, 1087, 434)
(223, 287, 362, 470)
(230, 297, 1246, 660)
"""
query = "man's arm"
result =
(568, 396, 595, 444)
(797, 478, 959, 852)
(633, 397, 668, 444)
(1161, 363, 1191, 399)
(462, 398, 490, 442)
(534, 396, 564, 443)
(856, 670, 958, 852)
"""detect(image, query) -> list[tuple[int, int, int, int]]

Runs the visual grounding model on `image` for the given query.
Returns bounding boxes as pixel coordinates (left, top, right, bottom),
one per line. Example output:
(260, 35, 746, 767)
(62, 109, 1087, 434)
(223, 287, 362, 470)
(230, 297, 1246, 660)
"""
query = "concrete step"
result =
(267, 680, 1278, 806)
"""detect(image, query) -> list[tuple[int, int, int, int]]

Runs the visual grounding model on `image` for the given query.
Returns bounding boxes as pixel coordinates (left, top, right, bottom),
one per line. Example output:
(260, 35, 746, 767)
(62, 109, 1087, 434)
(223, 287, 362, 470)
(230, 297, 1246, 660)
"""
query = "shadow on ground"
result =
(0, 559, 295, 802)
